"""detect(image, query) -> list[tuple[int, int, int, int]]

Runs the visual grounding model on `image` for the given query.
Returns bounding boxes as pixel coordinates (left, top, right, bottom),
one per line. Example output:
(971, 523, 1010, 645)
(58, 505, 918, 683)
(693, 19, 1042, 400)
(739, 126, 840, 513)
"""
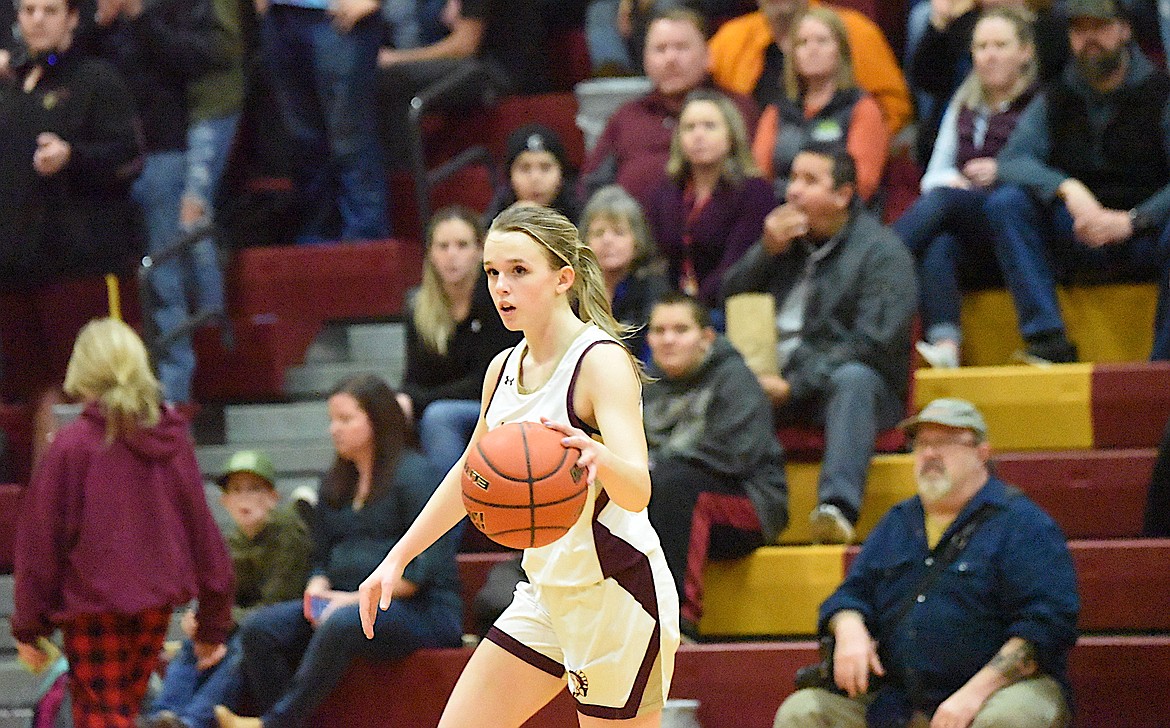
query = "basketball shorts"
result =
(486, 574, 679, 720)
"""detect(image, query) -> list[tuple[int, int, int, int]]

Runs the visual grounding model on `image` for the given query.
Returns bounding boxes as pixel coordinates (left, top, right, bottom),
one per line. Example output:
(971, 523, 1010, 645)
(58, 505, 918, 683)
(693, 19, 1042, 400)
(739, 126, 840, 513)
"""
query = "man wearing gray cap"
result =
(987, 0, 1170, 364)
(774, 398, 1080, 728)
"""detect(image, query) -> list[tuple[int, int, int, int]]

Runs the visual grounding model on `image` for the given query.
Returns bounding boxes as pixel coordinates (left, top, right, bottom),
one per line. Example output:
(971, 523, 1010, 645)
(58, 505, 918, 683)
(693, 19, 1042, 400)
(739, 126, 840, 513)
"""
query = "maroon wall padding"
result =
(192, 319, 295, 402)
(456, 551, 518, 635)
(1090, 362, 1170, 448)
(0, 404, 32, 485)
(778, 427, 906, 462)
(310, 637, 1170, 727)
(1072, 539, 1170, 632)
(1070, 635, 1170, 728)
(312, 641, 820, 728)
(546, 28, 592, 92)
(995, 449, 1156, 540)
(0, 483, 23, 573)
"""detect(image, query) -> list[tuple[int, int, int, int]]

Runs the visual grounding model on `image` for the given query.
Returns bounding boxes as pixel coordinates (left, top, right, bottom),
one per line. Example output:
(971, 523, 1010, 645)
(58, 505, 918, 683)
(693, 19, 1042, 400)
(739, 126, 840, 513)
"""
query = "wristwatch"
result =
(1128, 208, 1154, 235)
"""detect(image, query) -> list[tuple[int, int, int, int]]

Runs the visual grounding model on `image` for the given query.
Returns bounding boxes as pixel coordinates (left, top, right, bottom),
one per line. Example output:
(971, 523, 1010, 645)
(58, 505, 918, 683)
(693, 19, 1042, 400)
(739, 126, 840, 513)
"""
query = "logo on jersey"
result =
(568, 670, 589, 698)
(464, 465, 490, 491)
(504, 375, 515, 386)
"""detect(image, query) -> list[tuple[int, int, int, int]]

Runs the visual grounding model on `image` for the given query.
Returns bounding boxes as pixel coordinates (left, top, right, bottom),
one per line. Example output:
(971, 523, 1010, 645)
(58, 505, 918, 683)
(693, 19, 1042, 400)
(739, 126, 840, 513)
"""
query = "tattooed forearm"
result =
(989, 640, 1038, 683)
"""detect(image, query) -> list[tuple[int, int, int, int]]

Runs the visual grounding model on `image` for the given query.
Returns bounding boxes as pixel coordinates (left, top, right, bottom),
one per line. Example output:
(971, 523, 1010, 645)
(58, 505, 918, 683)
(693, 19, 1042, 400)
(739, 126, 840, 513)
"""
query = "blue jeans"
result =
(134, 152, 197, 403)
(584, 0, 680, 72)
(777, 362, 904, 521)
(238, 598, 461, 728)
(892, 186, 1000, 344)
(152, 635, 245, 728)
(985, 184, 1170, 359)
(261, 7, 389, 241)
(418, 399, 481, 475)
(185, 112, 241, 223)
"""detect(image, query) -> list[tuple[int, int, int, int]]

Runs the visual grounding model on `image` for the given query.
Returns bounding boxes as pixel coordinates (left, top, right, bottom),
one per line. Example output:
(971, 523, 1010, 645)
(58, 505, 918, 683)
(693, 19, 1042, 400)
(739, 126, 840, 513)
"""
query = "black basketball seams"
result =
(461, 483, 589, 508)
(473, 422, 573, 481)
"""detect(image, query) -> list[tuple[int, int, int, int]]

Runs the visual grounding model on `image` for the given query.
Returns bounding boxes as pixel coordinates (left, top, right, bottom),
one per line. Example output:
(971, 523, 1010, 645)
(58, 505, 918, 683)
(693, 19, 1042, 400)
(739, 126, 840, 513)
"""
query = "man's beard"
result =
(917, 468, 954, 504)
(1075, 45, 1127, 84)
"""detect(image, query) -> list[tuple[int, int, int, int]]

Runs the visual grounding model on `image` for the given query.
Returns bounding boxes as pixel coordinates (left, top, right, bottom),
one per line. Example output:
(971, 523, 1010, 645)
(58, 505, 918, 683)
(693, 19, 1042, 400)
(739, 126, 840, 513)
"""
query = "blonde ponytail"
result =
(63, 318, 161, 443)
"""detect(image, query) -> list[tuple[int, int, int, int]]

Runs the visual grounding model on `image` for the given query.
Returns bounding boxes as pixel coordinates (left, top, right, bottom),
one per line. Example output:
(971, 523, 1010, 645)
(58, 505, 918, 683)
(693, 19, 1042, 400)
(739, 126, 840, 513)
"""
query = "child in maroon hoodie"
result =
(12, 318, 235, 728)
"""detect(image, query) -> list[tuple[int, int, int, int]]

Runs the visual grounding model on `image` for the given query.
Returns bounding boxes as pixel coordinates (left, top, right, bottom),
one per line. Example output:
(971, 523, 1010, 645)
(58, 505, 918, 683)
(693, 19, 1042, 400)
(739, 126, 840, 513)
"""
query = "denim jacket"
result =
(819, 476, 1080, 712)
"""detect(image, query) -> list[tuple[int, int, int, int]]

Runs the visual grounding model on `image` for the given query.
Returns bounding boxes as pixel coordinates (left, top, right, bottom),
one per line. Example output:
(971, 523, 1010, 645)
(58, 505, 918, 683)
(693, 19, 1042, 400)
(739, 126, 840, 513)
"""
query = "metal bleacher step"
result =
(0, 708, 32, 728)
(346, 322, 405, 365)
(0, 659, 40, 708)
(284, 359, 404, 399)
(224, 401, 330, 445)
(196, 440, 334, 480)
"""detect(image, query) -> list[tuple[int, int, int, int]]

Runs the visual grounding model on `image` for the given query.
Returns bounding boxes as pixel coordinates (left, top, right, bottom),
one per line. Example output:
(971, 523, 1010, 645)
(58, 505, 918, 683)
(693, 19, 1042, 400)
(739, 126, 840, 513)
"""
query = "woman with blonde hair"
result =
(752, 6, 889, 202)
(359, 204, 679, 727)
(399, 205, 520, 474)
(12, 318, 234, 728)
(648, 89, 775, 308)
(894, 7, 1038, 368)
(580, 185, 670, 361)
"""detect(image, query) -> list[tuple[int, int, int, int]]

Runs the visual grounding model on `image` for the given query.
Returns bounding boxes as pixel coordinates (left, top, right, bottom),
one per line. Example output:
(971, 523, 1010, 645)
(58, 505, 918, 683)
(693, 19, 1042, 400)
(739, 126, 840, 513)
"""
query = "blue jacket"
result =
(819, 475, 1080, 712)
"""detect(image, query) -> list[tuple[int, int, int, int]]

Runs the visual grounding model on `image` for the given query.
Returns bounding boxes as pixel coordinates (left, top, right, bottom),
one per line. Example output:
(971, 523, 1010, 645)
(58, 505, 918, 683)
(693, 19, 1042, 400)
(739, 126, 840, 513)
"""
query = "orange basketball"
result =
(461, 422, 588, 549)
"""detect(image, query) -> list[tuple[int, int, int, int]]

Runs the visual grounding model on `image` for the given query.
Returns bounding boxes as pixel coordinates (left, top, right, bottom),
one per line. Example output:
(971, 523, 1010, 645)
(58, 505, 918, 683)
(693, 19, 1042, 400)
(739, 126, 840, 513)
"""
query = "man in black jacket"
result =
(722, 142, 915, 545)
(988, 0, 1170, 363)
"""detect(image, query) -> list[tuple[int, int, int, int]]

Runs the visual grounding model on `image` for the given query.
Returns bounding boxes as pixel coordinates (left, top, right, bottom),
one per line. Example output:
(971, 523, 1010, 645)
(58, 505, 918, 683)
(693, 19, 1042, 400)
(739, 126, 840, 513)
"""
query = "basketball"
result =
(461, 421, 588, 549)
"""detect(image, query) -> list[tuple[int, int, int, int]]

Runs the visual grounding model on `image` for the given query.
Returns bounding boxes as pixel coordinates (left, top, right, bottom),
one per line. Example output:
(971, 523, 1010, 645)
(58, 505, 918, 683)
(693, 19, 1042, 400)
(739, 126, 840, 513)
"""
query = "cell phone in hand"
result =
(310, 595, 330, 621)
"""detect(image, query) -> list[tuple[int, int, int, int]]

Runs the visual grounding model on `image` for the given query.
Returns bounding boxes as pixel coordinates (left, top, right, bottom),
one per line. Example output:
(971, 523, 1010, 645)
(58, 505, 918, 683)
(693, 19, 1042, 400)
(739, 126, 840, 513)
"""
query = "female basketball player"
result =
(358, 204, 680, 727)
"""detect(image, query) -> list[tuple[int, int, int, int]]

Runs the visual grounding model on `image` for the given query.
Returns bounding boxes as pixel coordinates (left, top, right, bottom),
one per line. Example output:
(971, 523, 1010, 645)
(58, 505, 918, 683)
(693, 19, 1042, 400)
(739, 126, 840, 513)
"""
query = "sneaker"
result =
(915, 340, 959, 369)
(1019, 331, 1078, 365)
(809, 504, 855, 545)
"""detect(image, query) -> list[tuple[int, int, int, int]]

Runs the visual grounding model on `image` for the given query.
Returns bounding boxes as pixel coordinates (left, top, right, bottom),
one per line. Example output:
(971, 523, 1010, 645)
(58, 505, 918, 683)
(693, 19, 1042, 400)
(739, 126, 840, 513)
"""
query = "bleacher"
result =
(3, 1, 1170, 726)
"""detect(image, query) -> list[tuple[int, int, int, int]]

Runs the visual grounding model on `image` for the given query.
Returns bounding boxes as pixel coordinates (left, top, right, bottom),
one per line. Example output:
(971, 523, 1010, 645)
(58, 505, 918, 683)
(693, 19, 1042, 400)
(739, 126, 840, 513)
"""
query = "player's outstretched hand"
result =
(541, 417, 602, 485)
(358, 556, 404, 639)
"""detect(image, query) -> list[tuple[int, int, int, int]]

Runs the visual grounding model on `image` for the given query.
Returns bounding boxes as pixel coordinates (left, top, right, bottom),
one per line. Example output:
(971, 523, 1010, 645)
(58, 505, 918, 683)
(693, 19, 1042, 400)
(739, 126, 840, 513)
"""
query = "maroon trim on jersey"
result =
(484, 345, 518, 417)
(567, 339, 626, 437)
(485, 626, 566, 678)
(576, 518, 663, 719)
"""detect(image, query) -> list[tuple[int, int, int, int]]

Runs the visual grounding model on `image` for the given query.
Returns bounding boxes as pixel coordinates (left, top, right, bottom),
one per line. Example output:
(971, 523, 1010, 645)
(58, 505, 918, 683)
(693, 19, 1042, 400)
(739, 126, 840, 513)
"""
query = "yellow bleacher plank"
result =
(960, 284, 1156, 366)
(915, 365, 1093, 451)
(779, 455, 915, 544)
(700, 545, 846, 636)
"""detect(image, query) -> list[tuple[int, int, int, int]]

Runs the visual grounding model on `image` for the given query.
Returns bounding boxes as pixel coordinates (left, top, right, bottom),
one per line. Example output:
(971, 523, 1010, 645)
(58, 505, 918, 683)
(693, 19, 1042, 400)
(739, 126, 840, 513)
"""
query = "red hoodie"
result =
(12, 404, 235, 644)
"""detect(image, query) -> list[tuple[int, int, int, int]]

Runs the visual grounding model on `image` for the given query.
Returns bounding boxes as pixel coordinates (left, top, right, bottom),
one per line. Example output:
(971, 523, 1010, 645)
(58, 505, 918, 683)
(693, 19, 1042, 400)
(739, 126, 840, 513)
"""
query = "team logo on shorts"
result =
(568, 669, 589, 698)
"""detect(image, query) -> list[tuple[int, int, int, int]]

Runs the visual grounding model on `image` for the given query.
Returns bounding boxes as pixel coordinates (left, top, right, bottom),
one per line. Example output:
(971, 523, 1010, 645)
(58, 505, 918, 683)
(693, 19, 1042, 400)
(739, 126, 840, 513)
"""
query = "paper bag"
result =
(725, 293, 778, 376)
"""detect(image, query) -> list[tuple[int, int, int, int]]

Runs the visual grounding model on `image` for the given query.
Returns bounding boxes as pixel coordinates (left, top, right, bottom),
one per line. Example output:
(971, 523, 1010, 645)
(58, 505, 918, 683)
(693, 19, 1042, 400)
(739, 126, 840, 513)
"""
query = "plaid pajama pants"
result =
(61, 606, 172, 728)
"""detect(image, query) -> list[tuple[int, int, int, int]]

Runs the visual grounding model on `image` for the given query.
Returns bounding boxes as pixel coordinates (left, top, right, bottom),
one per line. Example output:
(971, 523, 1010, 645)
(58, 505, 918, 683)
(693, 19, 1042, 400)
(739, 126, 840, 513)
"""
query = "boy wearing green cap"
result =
(146, 451, 313, 728)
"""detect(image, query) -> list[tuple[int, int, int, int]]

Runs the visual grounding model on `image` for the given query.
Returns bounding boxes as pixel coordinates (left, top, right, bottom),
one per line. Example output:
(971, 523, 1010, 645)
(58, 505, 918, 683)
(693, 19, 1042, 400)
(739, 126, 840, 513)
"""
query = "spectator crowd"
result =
(10, 0, 1170, 723)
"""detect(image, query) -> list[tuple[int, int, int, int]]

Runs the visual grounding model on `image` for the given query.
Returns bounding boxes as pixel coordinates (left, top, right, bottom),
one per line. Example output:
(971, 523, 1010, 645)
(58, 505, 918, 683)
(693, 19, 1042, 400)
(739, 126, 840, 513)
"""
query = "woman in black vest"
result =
(893, 7, 1037, 368)
(750, 6, 890, 203)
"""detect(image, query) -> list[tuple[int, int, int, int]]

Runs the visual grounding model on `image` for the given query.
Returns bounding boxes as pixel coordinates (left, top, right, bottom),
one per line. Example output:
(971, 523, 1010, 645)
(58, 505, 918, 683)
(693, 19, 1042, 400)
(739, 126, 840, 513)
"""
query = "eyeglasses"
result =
(911, 436, 979, 452)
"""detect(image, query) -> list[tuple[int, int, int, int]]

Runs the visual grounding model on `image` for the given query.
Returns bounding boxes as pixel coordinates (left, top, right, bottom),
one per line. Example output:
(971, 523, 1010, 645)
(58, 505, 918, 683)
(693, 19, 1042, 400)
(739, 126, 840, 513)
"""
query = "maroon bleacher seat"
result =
(194, 239, 422, 401)
(1090, 362, 1170, 449)
(1072, 539, 1170, 632)
(547, 27, 592, 92)
(1069, 635, 1170, 728)
(996, 449, 1155, 540)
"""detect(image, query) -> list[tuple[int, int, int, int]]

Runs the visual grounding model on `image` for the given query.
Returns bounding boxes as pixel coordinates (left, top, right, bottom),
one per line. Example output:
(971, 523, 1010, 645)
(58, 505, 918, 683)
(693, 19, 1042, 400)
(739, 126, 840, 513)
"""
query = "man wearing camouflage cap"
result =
(775, 398, 1080, 727)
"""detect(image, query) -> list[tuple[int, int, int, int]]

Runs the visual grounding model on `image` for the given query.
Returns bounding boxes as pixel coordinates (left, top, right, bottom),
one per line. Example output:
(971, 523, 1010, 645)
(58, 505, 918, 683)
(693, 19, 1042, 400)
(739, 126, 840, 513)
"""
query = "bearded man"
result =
(773, 398, 1080, 728)
(986, 0, 1170, 364)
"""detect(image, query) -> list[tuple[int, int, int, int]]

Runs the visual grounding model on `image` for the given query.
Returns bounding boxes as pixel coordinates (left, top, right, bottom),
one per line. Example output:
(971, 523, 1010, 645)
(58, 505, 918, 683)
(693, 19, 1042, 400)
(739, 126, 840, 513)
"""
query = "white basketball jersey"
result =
(484, 324, 664, 587)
